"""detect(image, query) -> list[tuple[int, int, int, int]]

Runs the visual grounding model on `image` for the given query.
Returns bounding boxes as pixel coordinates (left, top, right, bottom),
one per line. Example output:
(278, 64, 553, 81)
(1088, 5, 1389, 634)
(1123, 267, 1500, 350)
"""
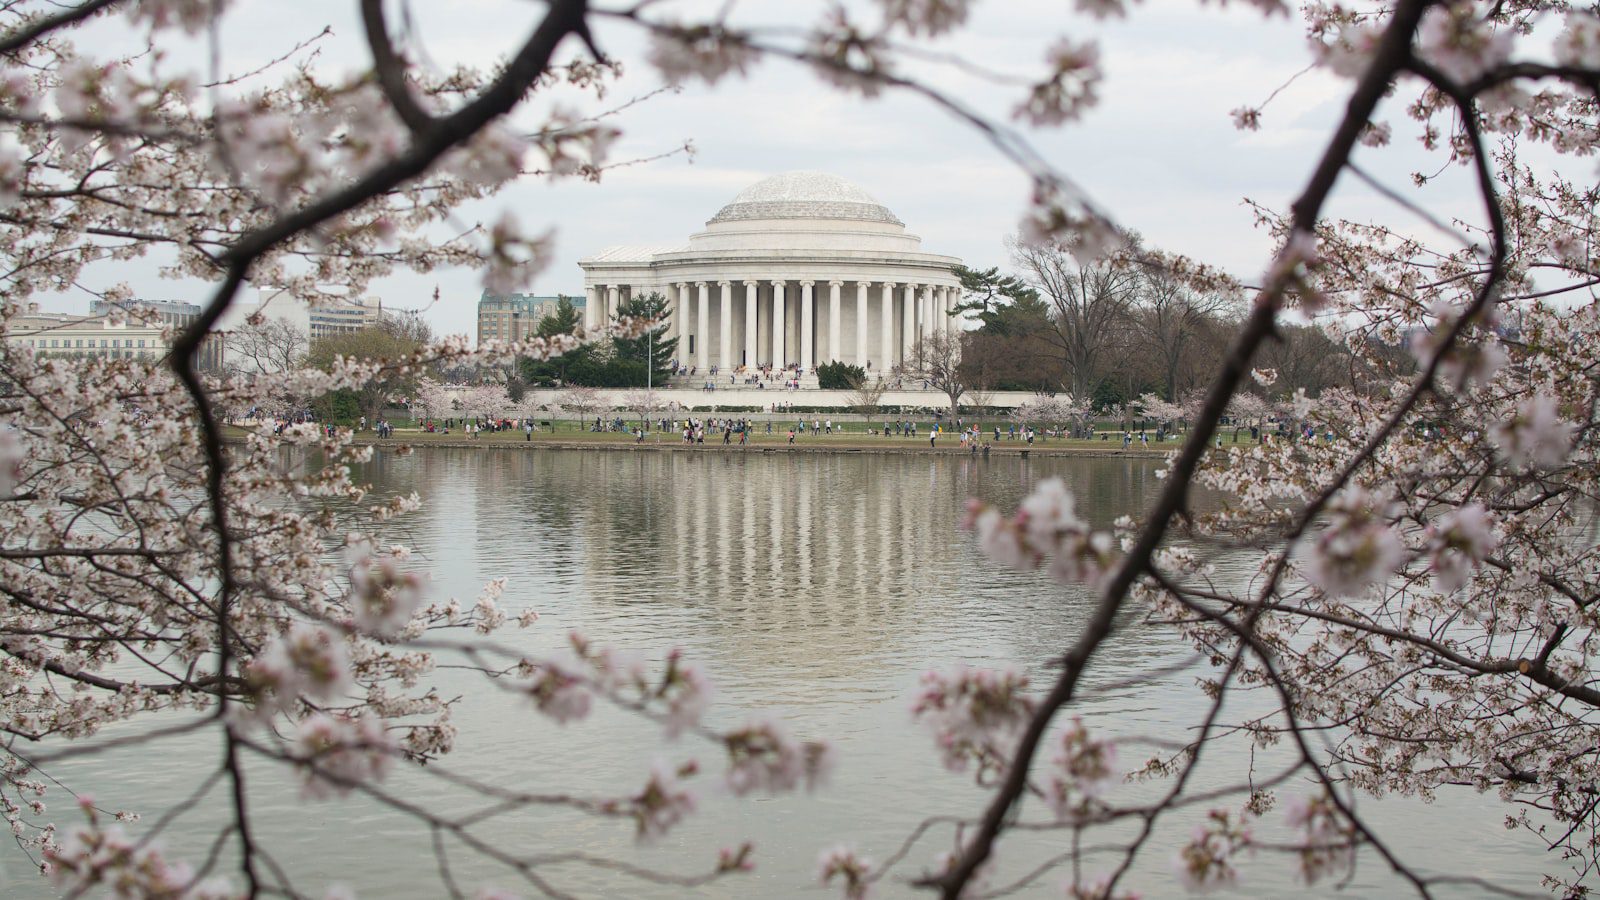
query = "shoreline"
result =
(337, 435, 1179, 457)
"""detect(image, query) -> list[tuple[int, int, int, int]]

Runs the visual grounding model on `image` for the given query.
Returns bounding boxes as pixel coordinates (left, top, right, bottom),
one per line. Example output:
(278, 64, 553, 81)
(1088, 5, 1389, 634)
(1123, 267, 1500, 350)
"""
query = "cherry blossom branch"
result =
(359, 0, 433, 133)
(0, 0, 120, 55)
(930, 1, 1436, 894)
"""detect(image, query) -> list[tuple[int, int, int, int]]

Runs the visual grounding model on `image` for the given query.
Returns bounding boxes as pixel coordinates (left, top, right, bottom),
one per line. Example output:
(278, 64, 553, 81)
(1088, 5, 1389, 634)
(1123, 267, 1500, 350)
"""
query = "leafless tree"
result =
(907, 331, 966, 422)
(621, 388, 663, 425)
(224, 318, 308, 376)
(1010, 236, 1139, 401)
(556, 385, 605, 429)
(845, 373, 890, 416)
(1132, 263, 1240, 401)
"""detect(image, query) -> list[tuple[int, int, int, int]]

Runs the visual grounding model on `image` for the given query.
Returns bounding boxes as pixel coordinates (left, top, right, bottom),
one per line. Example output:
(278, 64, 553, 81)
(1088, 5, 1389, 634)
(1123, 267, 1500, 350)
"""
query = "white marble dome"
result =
(580, 171, 961, 374)
(708, 171, 903, 226)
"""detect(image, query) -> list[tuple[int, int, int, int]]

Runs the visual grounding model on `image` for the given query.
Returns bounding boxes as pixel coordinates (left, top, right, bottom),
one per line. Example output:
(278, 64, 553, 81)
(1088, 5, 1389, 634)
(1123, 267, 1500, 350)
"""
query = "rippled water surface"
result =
(8, 449, 1550, 898)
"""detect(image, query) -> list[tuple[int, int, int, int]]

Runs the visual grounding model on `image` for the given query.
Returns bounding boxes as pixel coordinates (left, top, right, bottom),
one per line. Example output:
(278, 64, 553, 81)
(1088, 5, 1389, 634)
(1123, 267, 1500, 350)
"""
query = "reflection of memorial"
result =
(564, 452, 965, 674)
(352, 448, 1185, 694)
(580, 171, 964, 373)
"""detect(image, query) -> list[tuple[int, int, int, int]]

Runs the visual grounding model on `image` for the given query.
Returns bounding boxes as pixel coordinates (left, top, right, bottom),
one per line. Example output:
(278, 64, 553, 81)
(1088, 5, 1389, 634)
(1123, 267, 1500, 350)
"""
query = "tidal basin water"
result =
(11, 449, 1551, 898)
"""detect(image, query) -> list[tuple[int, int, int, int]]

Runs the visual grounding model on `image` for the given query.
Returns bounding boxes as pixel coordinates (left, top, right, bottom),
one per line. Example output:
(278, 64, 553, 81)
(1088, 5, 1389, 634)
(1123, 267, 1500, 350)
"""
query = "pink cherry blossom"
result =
(1492, 392, 1576, 469)
(1416, 5, 1513, 86)
(1014, 39, 1102, 128)
(647, 23, 758, 86)
(912, 665, 1035, 775)
(722, 717, 833, 795)
(1301, 486, 1404, 597)
(293, 712, 395, 800)
(1046, 718, 1119, 818)
(1230, 106, 1262, 131)
(817, 845, 874, 900)
(1425, 502, 1499, 594)
(624, 762, 697, 841)
(349, 553, 426, 638)
(1556, 13, 1600, 68)
(526, 662, 592, 724)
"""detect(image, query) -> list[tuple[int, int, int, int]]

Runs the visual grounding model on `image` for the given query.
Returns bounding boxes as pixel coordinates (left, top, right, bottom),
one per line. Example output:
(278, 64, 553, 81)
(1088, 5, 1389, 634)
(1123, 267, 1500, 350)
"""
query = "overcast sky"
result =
(52, 0, 1485, 338)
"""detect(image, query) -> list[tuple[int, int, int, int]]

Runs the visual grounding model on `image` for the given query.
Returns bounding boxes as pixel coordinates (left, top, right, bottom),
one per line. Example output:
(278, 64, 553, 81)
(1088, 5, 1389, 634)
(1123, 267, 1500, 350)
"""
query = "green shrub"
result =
(816, 361, 865, 390)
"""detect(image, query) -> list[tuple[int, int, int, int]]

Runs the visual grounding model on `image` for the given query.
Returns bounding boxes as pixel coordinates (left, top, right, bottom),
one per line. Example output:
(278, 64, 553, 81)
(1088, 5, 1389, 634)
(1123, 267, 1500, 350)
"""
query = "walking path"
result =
(323, 429, 1204, 457)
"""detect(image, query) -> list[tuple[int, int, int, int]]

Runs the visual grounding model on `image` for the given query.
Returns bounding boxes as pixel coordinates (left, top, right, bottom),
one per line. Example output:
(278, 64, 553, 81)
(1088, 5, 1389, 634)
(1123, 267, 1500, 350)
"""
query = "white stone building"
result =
(579, 171, 963, 375)
(7, 303, 174, 362)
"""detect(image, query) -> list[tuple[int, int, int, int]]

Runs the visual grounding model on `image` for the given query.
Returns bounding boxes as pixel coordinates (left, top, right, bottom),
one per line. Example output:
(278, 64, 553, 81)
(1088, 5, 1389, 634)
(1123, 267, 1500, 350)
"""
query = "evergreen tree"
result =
(521, 296, 590, 386)
(610, 292, 677, 385)
(536, 295, 582, 338)
(954, 265, 1042, 334)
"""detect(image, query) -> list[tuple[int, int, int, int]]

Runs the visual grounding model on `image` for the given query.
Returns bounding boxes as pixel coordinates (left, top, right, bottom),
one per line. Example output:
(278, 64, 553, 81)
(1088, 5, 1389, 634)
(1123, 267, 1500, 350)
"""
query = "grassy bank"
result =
(227, 426, 1253, 456)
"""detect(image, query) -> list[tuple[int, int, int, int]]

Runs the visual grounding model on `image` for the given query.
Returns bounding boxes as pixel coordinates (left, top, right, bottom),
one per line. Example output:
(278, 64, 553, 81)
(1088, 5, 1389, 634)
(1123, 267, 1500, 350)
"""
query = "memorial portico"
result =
(579, 172, 963, 374)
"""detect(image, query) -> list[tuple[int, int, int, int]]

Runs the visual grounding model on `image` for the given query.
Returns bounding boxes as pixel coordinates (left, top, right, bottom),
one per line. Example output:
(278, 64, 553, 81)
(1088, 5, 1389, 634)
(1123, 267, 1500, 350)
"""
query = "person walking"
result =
(787, 428, 795, 444)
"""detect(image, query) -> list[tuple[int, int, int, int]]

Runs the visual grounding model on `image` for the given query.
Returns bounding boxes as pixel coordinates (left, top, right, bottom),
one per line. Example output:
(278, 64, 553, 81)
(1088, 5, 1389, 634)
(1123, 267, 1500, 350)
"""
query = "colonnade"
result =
(582, 279, 960, 372)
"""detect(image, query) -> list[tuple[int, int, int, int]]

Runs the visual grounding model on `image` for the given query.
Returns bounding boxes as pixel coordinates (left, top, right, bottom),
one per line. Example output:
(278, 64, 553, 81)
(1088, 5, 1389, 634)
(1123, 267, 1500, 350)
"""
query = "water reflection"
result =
(388, 451, 1174, 707)
(11, 449, 1549, 899)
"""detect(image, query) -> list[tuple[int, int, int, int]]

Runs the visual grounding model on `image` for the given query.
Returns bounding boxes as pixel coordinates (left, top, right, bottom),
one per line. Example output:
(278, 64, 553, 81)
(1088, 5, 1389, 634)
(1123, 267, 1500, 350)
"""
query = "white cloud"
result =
(37, 0, 1483, 342)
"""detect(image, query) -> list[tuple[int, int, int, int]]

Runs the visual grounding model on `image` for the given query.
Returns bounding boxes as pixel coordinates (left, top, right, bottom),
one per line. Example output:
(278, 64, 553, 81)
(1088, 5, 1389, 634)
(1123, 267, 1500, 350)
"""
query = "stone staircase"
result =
(665, 369, 822, 390)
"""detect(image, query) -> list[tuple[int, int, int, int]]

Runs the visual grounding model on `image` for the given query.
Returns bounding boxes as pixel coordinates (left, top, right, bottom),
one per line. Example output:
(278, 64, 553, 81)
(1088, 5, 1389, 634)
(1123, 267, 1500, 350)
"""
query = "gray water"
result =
(4, 449, 1550, 898)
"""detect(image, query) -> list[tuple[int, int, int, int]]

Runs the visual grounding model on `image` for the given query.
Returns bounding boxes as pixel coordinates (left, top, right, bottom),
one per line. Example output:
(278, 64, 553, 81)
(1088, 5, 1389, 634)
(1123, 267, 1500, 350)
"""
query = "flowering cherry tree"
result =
(946, 3, 1600, 897)
(550, 383, 603, 427)
(1013, 392, 1091, 437)
(3, 0, 1600, 897)
(454, 381, 508, 422)
(1133, 391, 1190, 433)
(409, 376, 453, 423)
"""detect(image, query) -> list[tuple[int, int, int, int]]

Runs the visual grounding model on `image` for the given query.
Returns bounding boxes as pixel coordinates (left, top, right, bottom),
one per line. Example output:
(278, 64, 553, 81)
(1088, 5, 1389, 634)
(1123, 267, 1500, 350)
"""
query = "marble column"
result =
(772, 280, 786, 367)
(880, 282, 894, 373)
(606, 286, 620, 327)
(664, 284, 676, 344)
(676, 283, 691, 359)
(903, 282, 918, 364)
(583, 285, 598, 332)
(800, 280, 815, 371)
(922, 285, 935, 339)
(718, 280, 732, 370)
(696, 281, 710, 371)
(827, 281, 842, 364)
(855, 281, 868, 368)
(744, 281, 759, 369)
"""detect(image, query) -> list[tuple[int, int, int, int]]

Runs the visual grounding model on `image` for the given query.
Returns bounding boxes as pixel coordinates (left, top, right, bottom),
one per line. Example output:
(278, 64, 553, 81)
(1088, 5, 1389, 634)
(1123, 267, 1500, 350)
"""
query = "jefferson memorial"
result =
(580, 171, 964, 374)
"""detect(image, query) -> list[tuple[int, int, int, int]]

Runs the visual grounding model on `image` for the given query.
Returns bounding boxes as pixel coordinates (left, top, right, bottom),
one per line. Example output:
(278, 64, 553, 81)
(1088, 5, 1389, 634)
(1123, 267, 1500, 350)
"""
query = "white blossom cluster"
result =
(911, 664, 1037, 778)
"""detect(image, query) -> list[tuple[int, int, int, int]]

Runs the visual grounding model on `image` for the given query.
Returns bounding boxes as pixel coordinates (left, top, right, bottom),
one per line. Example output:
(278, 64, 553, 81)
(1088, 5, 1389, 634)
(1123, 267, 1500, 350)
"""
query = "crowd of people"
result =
(270, 406, 1316, 453)
(671, 359, 816, 392)
(414, 416, 543, 438)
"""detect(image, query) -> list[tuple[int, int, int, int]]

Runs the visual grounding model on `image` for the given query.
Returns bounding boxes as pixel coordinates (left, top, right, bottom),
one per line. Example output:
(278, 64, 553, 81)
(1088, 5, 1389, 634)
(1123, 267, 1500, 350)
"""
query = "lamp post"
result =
(647, 308, 653, 433)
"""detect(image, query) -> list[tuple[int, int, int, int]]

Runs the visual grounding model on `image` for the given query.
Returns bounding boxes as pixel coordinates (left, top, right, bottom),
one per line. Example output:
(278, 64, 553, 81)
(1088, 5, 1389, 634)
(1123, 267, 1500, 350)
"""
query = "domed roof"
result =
(708, 171, 903, 226)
